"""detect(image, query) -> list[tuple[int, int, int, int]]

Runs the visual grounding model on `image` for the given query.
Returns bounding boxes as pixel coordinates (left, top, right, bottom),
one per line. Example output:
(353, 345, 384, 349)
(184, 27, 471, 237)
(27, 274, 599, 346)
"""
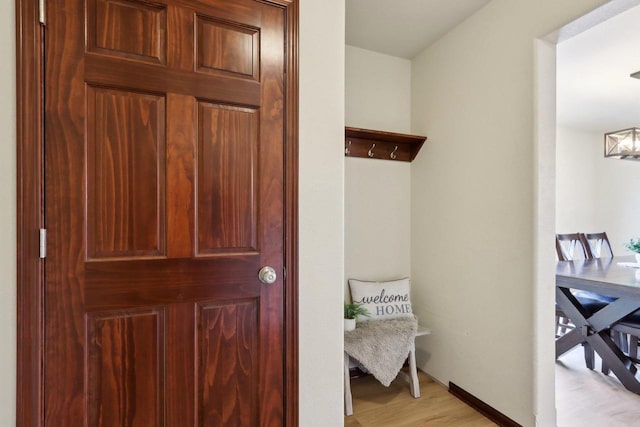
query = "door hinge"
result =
(283, 267, 287, 280)
(39, 228, 46, 259)
(39, 0, 46, 25)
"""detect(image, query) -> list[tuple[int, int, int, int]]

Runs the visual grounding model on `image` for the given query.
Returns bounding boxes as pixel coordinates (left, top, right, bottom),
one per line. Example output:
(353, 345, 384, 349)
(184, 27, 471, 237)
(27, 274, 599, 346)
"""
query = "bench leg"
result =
(344, 351, 353, 416)
(408, 342, 420, 398)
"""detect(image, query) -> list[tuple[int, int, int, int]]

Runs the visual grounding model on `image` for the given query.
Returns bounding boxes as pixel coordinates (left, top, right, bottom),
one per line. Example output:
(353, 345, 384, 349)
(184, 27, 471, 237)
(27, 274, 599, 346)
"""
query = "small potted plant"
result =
(625, 238, 640, 264)
(344, 302, 370, 331)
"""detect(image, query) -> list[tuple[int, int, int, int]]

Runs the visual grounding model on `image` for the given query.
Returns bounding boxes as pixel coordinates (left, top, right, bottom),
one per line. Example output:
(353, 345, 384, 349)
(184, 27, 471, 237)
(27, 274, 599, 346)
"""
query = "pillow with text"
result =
(348, 278, 413, 321)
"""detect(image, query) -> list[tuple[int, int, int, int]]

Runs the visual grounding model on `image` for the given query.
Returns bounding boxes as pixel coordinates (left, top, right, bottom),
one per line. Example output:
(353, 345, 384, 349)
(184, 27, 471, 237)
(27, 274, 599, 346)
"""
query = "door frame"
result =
(15, 0, 299, 424)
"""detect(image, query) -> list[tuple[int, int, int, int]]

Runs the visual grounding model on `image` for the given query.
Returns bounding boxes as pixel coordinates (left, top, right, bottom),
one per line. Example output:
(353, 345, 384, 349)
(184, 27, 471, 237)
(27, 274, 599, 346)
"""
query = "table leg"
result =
(584, 343, 595, 370)
(556, 286, 640, 394)
(587, 330, 640, 393)
(556, 328, 584, 358)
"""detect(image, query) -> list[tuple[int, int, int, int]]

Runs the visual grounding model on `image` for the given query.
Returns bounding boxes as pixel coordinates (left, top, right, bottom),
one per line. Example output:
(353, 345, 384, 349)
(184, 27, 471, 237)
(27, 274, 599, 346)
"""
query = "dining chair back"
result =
(555, 233, 593, 353)
(583, 232, 613, 258)
(555, 233, 593, 261)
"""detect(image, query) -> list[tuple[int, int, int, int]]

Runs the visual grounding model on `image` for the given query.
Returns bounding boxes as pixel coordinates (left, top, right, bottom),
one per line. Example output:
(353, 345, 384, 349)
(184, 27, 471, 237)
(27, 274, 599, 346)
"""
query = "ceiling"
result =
(346, 0, 491, 59)
(557, 4, 640, 133)
(346, 1, 640, 133)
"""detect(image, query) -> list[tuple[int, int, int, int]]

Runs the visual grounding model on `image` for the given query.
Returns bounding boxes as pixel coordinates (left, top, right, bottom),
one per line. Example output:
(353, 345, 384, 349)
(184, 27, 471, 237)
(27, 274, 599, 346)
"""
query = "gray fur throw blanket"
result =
(344, 316, 418, 387)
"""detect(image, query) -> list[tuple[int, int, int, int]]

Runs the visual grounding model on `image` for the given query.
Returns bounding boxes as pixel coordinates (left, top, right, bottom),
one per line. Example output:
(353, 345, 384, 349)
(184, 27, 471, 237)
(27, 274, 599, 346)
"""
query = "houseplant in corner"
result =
(344, 303, 370, 331)
(624, 238, 640, 264)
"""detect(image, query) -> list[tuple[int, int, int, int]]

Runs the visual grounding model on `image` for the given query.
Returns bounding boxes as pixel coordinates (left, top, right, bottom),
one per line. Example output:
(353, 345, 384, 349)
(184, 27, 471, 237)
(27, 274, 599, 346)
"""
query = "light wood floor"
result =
(556, 346, 640, 427)
(344, 370, 497, 427)
(345, 345, 640, 427)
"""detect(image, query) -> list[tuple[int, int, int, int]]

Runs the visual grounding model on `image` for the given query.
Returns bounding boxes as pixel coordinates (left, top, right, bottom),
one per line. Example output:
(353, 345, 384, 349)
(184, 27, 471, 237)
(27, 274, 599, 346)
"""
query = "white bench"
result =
(344, 325, 431, 416)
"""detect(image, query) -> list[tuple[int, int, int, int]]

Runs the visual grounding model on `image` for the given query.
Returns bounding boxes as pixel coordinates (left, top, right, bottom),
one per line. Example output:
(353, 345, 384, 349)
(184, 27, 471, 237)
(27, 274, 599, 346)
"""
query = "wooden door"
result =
(44, 0, 288, 424)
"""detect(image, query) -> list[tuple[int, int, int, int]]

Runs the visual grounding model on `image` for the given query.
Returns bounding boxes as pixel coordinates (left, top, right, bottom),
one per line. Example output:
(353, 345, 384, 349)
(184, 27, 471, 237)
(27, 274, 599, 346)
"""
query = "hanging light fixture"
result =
(604, 127, 640, 160)
(604, 71, 640, 160)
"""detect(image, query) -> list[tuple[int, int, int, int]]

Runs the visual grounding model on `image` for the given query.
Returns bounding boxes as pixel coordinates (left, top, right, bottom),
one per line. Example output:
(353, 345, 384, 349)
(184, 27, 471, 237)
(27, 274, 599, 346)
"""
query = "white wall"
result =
(345, 46, 412, 299)
(410, 1, 607, 426)
(0, 0, 16, 423)
(556, 125, 640, 254)
(555, 126, 599, 235)
(299, 1, 345, 426)
(345, 46, 411, 133)
(1, 1, 346, 425)
(595, 150, 640, 254)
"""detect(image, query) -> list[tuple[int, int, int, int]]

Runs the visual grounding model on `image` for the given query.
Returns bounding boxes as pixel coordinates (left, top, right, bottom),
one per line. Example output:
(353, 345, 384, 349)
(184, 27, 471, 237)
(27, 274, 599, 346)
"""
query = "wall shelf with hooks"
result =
(344, 127, 427, 162)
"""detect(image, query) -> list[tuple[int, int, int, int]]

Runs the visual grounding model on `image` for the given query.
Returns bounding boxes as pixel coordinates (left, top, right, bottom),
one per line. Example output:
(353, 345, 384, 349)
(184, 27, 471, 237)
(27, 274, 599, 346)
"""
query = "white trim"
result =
(533, 1, 640, 425)
(533, 37, 558, 427)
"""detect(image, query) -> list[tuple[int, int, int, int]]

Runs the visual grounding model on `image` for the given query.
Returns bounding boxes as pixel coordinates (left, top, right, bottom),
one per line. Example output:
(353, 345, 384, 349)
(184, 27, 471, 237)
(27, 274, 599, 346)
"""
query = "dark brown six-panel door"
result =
(44, 0, 287, 425)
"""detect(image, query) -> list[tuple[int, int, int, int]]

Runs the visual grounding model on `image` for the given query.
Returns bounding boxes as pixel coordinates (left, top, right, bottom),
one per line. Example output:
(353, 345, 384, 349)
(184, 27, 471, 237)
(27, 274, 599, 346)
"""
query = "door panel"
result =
(86, 308, 165, 426)
(197, 103, 258, 255)
(45, 0, 285, 424)
(197, 300, 258, 425)
(86, 86, 166, 260)
(88, 0, 168, 64)
(195, 16, 259, 79)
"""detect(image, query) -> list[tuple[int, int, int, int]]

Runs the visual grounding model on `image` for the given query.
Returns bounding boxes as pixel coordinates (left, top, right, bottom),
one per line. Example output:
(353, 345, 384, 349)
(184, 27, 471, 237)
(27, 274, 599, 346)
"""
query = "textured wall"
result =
(410, 1, 608, 425)
(345, 46, 412, 301)
(557, 126, 640, 254)
(299, 0, 345, 425)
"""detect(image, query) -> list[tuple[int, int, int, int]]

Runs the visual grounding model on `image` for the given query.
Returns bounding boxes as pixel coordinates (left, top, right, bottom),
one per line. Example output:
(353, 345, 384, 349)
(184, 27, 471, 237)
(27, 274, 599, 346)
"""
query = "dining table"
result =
(556, 255, 640, 394)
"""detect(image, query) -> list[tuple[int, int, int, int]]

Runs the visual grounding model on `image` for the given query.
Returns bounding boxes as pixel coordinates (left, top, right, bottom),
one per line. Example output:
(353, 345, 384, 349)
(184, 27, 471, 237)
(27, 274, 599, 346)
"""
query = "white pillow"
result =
(348, 278, 413, 321)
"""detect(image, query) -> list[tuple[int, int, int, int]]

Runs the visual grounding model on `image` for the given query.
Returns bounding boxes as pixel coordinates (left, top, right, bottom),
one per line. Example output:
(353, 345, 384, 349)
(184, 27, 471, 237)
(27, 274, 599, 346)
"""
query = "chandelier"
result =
(604, 127, 640, 160)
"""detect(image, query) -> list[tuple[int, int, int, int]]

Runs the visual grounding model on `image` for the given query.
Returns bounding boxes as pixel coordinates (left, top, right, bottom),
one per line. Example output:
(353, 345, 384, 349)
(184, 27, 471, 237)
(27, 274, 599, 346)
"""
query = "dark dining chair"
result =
(555, 233, 600, 369)
(604, 301, 640, 375)
(583, 232, 613, 259)
(612, 320, 640, 363)
(555, 232, 593, 261)
(580, 232, 629, 373)
(555, 233, 592, 337)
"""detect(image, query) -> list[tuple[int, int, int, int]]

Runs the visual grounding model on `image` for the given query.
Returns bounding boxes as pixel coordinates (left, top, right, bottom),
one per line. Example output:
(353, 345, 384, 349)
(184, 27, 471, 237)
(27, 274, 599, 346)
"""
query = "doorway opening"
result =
(535, 0, 640, 424)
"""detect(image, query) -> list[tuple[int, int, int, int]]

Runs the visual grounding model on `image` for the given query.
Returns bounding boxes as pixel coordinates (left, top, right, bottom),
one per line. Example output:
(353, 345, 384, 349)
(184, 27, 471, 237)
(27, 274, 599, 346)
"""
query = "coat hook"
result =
(368, 143, 376, 158)
(345, 140, 352, 155)
(390, 145, 398, 160)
